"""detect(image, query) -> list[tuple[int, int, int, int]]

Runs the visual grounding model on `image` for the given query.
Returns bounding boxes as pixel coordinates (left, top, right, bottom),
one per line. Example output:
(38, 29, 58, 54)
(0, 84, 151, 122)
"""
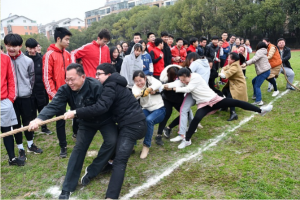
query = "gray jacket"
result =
(10, 52, 35, 97)
(120, 44, 143, 88)
(246, 48, 271, 75)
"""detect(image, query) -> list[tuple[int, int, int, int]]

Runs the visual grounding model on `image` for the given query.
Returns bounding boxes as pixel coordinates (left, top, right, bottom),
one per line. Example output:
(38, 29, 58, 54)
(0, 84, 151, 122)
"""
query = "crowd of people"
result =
(1, 27, 296, 199)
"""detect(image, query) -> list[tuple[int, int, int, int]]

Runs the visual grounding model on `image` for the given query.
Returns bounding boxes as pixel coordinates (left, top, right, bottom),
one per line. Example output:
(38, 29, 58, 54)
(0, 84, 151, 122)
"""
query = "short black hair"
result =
(4, 34, 23, 46)
(138, 40, 147, 51)
(200, 37, 208, 42)
(147, 32, 155, 38)
(263, 38, 270, 42)
(229, 52, 240, 61)
(222, 32, 228, 35)
(97, 63, 116, 74)
(54, 27, 72, 42)
(176, 37, 183, 42)
(98, 29, 111, 40)
(256, 41, 268, 51)
(133, 70, 146, 80)
(154, 38, 163, 46)
(183, 40, 188, 46)
(277, 38, 286, 43)
(121, 42, 128, 47)
(189, 37, 198, 45)
(133, 43, 143, 51)
(134, 32, 141, 37)
(66, 63, 85, 76)
(177, 67, 191, 77)
(211, 36, 219, 40)
(25, 38, 38, 48)
(218, 39, 223, 42)
(230, 34, 236, 38)
(207, 57, 213, 63)
(161, 31, 169, 37)
(168, 34, 174, 39)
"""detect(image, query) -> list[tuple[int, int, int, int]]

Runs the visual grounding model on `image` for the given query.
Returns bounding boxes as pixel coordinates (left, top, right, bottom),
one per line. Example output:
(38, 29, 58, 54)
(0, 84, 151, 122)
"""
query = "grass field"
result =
(1, 51, 300, 199)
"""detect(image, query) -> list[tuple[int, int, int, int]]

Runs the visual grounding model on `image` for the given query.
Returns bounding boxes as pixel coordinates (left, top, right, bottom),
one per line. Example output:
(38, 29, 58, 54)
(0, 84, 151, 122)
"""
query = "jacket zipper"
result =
(12, 60, 20, 97)
(62, 51, 66, 79)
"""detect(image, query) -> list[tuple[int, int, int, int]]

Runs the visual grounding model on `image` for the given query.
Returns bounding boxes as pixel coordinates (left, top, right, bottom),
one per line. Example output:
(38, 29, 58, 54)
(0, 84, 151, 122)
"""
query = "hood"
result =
(257, 48, 268, 55)
(47, 44, 65, 53)
(104, 72, 127, 87)
(159, 64, 182, 83)
(193, 59, 210, 68)
(130, 43, 142, 61)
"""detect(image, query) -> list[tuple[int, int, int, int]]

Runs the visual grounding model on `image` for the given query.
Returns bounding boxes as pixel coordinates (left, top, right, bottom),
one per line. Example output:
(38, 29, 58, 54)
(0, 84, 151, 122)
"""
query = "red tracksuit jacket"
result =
(1, 53, 17, 103)
(151, 47, 165, 76)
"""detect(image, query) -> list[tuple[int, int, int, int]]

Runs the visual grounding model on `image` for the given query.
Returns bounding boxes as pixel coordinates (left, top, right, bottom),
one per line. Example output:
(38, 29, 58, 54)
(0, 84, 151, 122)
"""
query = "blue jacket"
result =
(141, 52, 153, 75)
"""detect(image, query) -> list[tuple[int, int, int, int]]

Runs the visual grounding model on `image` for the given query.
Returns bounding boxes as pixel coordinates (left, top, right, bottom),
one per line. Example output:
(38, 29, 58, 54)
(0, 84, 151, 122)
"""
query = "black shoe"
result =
(219, 107, 228, 112)
(288, 87, 296, 91)
(72, 134, 77, 139)
(99, 163, 113, 175)
(58, 190, 70, 199)
(227, 111, 238, 121)
(60, 147, 67, 158)
(163, 127, 171, 138)
(81, 167, 91, 186)
(8, 157, 25, 166)
(27, 143, 43, 154)
(155, 135, 164, 146)
(41, 127, 52, 135)
(18, 149, 27, 162)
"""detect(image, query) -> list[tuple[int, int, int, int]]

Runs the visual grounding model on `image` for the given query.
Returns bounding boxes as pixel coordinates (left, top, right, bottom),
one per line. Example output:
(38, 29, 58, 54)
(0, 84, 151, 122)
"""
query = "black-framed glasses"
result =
(95, 72, 106, 77)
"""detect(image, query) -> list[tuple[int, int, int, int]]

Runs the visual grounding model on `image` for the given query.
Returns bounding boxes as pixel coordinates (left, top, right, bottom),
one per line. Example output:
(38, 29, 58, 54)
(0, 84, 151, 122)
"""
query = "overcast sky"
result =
(1, 0, 106, 24)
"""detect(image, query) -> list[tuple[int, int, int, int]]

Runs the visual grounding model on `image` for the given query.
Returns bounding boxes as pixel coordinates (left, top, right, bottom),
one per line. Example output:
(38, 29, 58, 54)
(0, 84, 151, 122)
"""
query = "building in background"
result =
(39, 18, 85, 40)
(1, 15, 38, 39)
(85, 0, 177, 27)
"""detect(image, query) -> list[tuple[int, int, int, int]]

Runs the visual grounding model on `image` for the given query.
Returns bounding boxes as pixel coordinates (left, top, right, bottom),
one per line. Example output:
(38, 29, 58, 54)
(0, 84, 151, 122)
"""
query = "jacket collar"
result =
(9, 50, 22, 60)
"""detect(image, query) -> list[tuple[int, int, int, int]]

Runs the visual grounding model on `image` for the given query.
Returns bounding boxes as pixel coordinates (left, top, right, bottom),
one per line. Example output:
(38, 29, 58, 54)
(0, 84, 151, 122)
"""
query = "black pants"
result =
(222, 86, 235, 112)
(56, 109, 67, 148)
(186, 98, 261, 141)
(243, 69, 246, 76)
(266, 77, 278, 91)
(13, 98, 34, 145)
(1, 126, 15, 160)
(106, 120, 147, 199)
(208, 78, 224, 97)
(62, 120, 118, 192)
(157, 99, 181, 135)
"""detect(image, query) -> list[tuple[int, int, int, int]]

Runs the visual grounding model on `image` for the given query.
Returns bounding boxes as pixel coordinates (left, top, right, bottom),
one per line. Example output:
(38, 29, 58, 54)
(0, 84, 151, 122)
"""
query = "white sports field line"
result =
(121, 82, 298, 199)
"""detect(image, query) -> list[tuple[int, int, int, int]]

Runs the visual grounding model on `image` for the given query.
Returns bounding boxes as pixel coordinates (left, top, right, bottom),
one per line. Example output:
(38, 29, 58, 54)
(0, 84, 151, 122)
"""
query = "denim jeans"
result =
(143, 107, 166, 147)
(106, 120, 147, 199)
(252, 70, 270, 102)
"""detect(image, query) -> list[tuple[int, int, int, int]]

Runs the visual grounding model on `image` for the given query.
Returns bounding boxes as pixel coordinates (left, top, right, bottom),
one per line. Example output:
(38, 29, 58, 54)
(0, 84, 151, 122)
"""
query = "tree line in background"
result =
(1, 0, 299, 52)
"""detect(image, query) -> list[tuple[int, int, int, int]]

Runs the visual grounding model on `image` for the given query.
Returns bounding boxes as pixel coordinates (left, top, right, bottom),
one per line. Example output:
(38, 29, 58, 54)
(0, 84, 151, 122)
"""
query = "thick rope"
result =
(0, 115, 65, 138)
(280, 64, 300, 91)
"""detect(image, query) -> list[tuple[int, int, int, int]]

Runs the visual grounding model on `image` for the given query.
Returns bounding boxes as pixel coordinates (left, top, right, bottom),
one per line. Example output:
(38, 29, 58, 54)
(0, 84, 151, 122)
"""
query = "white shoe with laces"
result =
(259, 105, 273, 116)
(178, 139, 192, 149)
(170, 135, 184, 142)
(272, 90, 279, 97)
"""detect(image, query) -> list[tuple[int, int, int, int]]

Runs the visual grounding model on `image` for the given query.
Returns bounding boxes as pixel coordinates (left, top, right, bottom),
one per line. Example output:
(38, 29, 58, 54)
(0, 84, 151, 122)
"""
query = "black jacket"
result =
(76, 72, 145, 127)
(111, 57, 123, 73)
(162, 41, 172, 67)
(278, 46, 292, 69)
(162, 90, 184, 104)
(38, 77, 112, 125)
(197, 45, 208, 57)
(126, 41, 135, 55)
(206, 43, 219, 61)
(25, 52, 48, 106)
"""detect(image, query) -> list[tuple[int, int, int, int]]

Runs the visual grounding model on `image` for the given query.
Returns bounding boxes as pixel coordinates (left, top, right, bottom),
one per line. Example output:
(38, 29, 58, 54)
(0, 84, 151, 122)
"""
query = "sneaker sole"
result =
(9, 162, 25, 166)
(81, 167, 89, 186)
(60, 154, 67, 158)
(27, 149, 43, 154)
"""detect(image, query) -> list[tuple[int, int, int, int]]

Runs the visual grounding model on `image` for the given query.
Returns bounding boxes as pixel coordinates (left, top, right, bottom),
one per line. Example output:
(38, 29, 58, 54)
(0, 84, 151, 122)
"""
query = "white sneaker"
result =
(252, 101, 264, 106)
(272, 90, 279, 97)
(259, 105, 273, 116)
(178, 139, 192, 149)
(170, 135, 184, 142)
(198, 123, 203, 129)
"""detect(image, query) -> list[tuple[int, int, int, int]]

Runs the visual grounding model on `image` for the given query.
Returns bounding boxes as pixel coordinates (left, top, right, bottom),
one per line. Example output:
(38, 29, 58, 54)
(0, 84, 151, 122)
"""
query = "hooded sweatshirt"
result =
(189, 58, 211, 84)
(43, 44, 71, 99)
(9, 51, 35, 98)
(71, 40, 111, 77)
(120, 44, 143, 88)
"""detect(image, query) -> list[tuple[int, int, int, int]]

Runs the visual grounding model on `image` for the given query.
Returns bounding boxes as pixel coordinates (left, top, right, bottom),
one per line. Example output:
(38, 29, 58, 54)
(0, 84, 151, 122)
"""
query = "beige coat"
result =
(222, 61, 248, 102)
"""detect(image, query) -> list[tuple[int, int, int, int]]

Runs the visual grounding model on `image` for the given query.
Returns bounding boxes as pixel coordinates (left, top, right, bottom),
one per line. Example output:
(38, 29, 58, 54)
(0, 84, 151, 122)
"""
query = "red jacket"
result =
(186, 45, 196, 54)
(147, 42, 156, 54)
(171, 46, 187, 65)
(151, 47, 165, 76)
(71, 40, 111, 77)
(1, 53, 17, 103)
(43, 44, 71, 100)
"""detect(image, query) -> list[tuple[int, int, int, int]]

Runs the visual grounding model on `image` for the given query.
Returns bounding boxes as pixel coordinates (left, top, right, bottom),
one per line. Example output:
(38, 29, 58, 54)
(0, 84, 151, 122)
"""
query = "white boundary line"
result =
(121, 82, 298, 199)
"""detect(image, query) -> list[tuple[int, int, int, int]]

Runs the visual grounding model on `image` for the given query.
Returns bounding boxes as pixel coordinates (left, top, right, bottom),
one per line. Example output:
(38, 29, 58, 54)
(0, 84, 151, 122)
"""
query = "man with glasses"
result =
(71, 29, 111, 77)
(229, 34, 236, 51)
(29, 63, 118, 199)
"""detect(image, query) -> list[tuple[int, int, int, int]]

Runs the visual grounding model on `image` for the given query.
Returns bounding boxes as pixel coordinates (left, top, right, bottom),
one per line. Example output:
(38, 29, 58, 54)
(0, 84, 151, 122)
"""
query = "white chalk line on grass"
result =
(121, 82, 298, 200)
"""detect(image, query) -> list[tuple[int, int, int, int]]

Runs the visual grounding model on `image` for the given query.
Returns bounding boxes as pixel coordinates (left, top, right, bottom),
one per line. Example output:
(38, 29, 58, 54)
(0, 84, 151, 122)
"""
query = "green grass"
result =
(1, 51, 300, 199)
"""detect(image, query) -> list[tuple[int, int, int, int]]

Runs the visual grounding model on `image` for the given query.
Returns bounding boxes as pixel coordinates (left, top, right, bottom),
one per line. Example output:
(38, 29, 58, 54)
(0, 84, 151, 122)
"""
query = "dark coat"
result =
(76, 72, 145, 128)
(111, 57, 123, 73)
(126, 41, 135, 55)
(162, 41, 172, 67)
(38, 77, 112, 125)
(278, 46, 292, 69)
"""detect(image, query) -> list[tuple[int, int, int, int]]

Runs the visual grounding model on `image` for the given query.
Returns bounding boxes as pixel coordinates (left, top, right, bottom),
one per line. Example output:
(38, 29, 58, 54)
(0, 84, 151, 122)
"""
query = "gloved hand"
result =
(141, 88, 151, 97)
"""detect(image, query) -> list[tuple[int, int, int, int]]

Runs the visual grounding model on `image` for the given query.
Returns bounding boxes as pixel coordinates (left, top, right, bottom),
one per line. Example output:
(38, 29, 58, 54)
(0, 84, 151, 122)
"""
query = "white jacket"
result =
(167, 73, 217, 104)
(132, 76, 164, 112)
